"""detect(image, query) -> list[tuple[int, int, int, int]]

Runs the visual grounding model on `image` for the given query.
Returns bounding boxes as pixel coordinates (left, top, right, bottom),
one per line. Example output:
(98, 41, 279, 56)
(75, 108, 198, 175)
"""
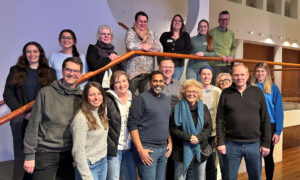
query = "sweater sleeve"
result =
(127, 95, 144, 132)
(23, 90, 44, 160)
(3, 67, 22, 111)
(216, 91, 226, 146)
(259, 89, 272, 148)
(125, 29, 142, 51)
(229, 31, 236, 57)
(71, 111, 93, 180)
(169, 112, 192, 142)
(86, 44, 111, 71)
(196, 105, 212, 143)
(272, 84, 284, 135)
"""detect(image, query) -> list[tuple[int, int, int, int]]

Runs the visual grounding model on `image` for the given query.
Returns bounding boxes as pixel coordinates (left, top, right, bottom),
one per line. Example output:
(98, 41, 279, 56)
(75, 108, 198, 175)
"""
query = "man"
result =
(128, 71, 172, 180)
(216, 63, 271, 180)
(23, 57, 83, 179)
(209, 10, 236, 84)
(125, 11, 162, 94)
(199, 65, 221, 180)
(145, 58, 181, 109)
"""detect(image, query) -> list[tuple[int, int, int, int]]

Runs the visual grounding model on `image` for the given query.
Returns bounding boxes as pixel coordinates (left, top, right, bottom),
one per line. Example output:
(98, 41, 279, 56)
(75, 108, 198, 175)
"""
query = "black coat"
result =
(106, 91, 122, 156)
(170, 104, 212, 162)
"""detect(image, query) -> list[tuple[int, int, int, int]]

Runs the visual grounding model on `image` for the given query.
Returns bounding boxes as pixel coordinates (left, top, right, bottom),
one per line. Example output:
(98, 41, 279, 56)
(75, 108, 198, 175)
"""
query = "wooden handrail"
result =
(1, 50, 300, 125)
(117, 22, 129, 31)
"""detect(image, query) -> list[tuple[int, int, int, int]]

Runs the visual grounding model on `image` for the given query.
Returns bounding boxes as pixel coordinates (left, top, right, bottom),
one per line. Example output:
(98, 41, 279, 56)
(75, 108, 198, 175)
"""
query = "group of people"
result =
(2, 9, 283, 180)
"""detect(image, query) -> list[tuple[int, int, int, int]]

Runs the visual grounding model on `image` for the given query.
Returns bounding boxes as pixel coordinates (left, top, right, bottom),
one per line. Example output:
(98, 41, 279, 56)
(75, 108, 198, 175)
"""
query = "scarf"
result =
(133, 23, 149, 43)
(174, 98, 204, 172)
(95, 40, 116, 58)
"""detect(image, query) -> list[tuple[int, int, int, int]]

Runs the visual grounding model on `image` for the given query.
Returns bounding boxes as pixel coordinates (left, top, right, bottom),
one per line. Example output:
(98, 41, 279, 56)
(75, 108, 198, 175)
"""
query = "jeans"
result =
(107, 150, 136, 180)
(206, 136, 217, 180)
(263, 123, 276, 180)
(129, 73, 149, 95)
(172, 66, 184, 80)
(133, 145, 168, 180)
(225, 141, 262, 180)
(174, 160, 207, 180)
(211, 65, 231, 85)
(33, 150, 74, 180)
(186, 65, 201, 82)
(75, 157, 107, 180)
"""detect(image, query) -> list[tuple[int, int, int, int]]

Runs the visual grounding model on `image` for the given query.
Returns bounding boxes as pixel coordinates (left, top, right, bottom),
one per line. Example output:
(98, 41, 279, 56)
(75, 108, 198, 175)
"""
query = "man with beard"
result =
(127, 71, 172, 180)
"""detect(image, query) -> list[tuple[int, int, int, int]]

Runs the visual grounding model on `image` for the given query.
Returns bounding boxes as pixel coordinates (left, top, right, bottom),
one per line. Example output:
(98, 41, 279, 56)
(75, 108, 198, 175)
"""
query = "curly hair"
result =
(179, 79, 203, 101)
(10, 41, 55, 87)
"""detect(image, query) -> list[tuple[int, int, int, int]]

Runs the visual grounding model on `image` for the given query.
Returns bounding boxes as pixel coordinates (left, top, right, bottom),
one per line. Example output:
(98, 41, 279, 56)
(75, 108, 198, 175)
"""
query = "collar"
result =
(218, 26, 227, 32)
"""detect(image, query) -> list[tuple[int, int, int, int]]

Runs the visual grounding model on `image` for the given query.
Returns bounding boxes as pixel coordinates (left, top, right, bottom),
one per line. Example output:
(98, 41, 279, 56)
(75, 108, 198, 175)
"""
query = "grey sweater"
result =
(71, 109, 108, 180)
(23, 80, 82, 160)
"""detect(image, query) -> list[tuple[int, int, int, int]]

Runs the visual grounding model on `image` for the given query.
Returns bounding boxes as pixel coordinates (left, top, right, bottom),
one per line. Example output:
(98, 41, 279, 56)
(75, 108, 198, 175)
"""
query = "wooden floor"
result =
(238, 125, 300, 179)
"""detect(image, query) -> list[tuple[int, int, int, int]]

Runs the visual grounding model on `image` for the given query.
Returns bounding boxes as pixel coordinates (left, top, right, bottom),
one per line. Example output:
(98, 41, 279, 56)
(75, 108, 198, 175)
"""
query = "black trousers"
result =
(206, 136, 217, 180)
(264, 123, 276, 180)
(33, 150, 74, 180)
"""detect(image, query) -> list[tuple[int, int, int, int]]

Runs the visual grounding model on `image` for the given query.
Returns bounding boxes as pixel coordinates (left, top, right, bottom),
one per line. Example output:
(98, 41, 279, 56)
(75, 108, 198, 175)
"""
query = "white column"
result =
(290, 0, 300, 19)
(262, 0, 267, 11)
(234, 39, 244, 66)
(274, 45, 282, 91)
(241, 0, 246, 6)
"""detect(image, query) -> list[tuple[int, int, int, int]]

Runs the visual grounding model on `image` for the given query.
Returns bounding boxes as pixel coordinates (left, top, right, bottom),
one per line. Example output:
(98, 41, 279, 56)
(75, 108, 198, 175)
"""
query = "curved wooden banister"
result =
(117, 22, 129, 31)
(1, 50, 300, 125)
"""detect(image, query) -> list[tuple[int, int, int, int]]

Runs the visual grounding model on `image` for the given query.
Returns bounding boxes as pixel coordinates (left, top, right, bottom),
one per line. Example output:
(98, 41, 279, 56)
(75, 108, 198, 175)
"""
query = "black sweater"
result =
(216, 83, 271, 148)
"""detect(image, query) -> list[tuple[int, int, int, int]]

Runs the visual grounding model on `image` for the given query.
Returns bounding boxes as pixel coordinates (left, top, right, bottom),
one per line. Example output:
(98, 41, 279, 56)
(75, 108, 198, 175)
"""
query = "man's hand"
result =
(138, 148, 153, 166)
(217, 145, 226, 155)
(190, 135, 199, 145)
(227, 56, 233, 63)
(24, 160, 35, 174)
(165, 143, 172, 158)
(220, 55, 228, 62)
(260, 147, 270, 157)
(272, 134, 280, 145)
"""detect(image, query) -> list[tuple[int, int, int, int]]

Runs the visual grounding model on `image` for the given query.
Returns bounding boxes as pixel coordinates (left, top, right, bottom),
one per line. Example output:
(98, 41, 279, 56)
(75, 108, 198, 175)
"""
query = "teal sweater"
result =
(209, 27, 236, 66)
(188, 34, 216, 68)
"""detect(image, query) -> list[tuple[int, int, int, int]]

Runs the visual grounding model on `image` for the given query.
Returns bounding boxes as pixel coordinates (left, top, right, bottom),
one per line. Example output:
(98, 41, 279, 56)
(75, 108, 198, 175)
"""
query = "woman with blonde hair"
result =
(170, 79, 212, 180)
(251, 62, 283, 180)
(71, 82, 109, 180)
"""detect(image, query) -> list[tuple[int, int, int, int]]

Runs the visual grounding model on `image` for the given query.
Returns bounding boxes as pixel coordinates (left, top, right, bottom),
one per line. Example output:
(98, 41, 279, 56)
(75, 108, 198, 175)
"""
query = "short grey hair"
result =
(97, 24, 114, 40)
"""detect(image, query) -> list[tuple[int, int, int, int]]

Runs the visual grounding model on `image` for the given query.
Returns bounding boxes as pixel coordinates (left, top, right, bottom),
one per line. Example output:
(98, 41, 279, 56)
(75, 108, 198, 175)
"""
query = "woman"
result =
(71, 82, 109, 180)
(106, 70, 136, 180)
(170, 79, 212, 180)
(3, 41, 56, 180)
(251, 62, 284, 180)
(215, 72, 232, 90)
(186, 19, 216, 81)
(160, 14, 191, 80)
(49, 29, 88, 88)
(86, 25, 122, 90)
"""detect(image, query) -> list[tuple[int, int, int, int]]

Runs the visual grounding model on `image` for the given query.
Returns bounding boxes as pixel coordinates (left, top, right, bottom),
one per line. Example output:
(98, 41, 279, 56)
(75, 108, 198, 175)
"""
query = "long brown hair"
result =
(170, 14, 186, 36)
(251, 62, 273, 94)
(198, 19, 214, 52)
(10, 41, 55, 87)
(81, 82, 108, 130)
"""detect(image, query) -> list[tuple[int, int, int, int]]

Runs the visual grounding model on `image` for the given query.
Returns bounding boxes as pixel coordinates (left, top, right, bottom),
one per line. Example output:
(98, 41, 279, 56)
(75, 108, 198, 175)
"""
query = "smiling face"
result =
(59, 32, 75, 49)
(87, 86, 103, 110)
(159, 60, 174, 80)
(25, 45, 40, 67)
(218, 75, 232, 90)
(172, 16, 182, 31)
(200, 68, 212, 86)
(114, 74, 129, 96)
(99, 28, 112, 44)
(255, 67, 268, 83)
(62, 61, 82, 88)
(185, 85, 199, 106)
(198, 21, 208, 35)
(149, 74, 165, 95)
(218, 14, 230, 30)
(136, 15, 148, 31)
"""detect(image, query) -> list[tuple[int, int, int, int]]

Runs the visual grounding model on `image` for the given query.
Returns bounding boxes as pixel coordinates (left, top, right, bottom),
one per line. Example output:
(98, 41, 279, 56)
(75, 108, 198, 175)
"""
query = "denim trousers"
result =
(133, 145, 168, 180)
(186, 65, 201, 82)
(174, 160, 207, 180)
(172, 66, 184, 81)
(225, 141, 262, 180)
(107, 150, 136, 180)
(33, 150, 74, 180)
(75, 157, 107, 180)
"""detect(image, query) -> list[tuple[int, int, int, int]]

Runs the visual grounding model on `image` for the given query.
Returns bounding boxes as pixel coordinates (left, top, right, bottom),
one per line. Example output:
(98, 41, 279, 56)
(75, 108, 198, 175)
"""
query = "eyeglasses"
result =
(219, 79, 230, 84)
(100, 33, 111, 36)
(65, 68, 81, 74)
(61, 36, 73, 40)
(186, 90, 198, 94)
